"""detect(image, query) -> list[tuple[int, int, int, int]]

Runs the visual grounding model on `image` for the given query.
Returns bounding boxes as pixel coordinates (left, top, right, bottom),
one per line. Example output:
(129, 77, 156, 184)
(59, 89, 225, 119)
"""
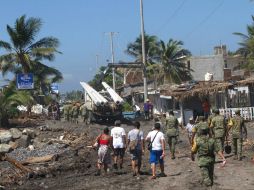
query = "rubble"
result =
(0, 144, 12, 153)
(16, 135, 31, 148)
(0, 131, 12, 144)
(9, 128, 22, 139)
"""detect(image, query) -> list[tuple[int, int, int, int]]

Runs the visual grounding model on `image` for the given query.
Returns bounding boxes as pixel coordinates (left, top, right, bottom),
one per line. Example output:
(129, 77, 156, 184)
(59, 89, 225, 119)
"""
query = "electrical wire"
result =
(155, 0, 188, 34)
(184, 0, 225, 40)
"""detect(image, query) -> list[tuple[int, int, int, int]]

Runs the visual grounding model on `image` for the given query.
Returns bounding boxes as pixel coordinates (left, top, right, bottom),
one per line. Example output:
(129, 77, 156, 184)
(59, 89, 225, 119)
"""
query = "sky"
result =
(0, 0, 253, 92)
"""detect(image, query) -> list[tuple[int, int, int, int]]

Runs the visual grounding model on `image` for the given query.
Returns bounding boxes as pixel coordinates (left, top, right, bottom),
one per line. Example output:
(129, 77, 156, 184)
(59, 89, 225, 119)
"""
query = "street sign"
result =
(16, 73, 34, 89)
(50, 83, 59, 94)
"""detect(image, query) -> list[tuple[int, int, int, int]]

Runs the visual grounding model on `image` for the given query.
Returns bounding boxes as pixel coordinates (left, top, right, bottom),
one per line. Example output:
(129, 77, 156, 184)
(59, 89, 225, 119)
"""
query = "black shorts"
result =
(114, 148, 125, 158)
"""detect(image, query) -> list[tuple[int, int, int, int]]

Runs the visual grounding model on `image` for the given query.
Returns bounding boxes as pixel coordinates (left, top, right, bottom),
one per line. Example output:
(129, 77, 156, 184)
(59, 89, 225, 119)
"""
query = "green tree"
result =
(89, 66, 123, 91)
(151, 39, 192, 84)
(234, 16, 254, 70)
(0, 83, 35, 127)
(0, 15, 60, 73)
(126, 34, 159, 65)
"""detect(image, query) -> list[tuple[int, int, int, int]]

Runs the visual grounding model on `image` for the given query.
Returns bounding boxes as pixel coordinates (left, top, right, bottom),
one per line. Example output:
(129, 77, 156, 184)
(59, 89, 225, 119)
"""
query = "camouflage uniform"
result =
(63, 104, 71, 121)
(80, 104, 88, 123)
(192, 121, 209, 143)
(192, 135, 218, 186)
(72, 105, 79, 123)
(228, 114, 247, 160)
(165, 115, 179, 159)
(210, 115, 226, 152)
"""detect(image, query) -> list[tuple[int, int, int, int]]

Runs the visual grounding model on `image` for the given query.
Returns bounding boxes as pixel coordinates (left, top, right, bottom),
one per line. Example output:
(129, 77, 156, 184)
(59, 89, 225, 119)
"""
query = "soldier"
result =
(191, 116, 210, 145)
(72, 103, 79, 124)
(228, 110, 247, 161)
(80, 103, 88, 123)
(207, 109, 216, 127)
(191, 127, 226, 187)
(63, 101, 71, 121)
(165, 110, 179, 159)
(210, 109, 226, 154)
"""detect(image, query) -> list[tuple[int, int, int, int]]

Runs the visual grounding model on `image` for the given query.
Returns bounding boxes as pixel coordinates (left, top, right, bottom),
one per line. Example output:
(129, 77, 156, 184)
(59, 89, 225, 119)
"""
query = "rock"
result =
(16, 135, 30, 148)
(9, 141, 18, 149)
(9, 128, 22, 139)
(0, 130, 12, 143)
(22, 129, 36, 139)
(33, 138, 46, 149)
(0, 144, 12, 153)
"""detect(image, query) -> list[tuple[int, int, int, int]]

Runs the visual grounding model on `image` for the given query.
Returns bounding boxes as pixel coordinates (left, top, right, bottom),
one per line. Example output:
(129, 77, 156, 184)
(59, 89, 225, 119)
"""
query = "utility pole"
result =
(140, 0, 148, 102)
(105, 32, 117, 90)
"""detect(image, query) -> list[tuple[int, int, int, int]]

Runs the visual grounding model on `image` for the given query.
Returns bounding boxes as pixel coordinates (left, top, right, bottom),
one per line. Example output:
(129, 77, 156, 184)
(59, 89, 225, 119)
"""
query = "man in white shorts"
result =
(111, 120, 126, 170)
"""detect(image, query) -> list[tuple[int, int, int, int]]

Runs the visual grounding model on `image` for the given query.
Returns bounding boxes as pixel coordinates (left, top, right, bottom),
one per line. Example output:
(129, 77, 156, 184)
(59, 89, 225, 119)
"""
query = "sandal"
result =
(150, 175, 156, 180)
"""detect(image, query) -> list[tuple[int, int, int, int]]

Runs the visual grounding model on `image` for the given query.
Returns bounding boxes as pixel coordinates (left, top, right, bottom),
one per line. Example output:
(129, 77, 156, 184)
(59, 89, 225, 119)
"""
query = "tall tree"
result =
(234, 16, 254, 69)
(0, 15, 60, 73)
(126, 34, 160, 66)
(151, 39, 192, 84)
(0, 15, 62, 96)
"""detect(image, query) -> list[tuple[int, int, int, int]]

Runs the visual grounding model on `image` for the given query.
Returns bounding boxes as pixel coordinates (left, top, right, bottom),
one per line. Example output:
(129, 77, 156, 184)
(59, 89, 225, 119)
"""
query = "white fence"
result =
(219, 107, 254, 120)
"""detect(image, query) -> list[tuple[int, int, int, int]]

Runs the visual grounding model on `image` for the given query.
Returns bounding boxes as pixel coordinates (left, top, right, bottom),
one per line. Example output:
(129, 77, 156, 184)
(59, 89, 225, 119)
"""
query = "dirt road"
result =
(6, 120, 254, 190)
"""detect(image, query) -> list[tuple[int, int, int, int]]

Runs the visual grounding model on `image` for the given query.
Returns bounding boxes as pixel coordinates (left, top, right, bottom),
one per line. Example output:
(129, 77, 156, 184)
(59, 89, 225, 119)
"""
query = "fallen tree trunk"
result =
(21, 155, 56, 165)
(3, 155, 33, 174)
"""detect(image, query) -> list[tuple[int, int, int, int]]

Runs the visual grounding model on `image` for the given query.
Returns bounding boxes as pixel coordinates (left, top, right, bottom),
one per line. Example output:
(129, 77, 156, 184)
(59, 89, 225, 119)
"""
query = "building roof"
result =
(159, 77, 254, 100)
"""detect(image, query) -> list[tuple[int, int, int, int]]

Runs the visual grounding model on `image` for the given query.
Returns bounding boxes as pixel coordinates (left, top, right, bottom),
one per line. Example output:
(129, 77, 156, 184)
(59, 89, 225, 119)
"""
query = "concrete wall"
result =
(190, 54, 224, 81)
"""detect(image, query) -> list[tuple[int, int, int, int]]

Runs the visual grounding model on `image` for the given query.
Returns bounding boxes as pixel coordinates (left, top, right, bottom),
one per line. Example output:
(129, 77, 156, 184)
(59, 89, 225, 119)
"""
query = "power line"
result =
(184, 0, 224, 40)
(155, 0, 188, 34)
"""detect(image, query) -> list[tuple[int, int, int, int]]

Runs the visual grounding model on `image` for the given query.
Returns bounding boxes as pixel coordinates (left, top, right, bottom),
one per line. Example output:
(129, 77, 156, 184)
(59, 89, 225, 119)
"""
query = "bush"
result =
(122, 102, 133, 112)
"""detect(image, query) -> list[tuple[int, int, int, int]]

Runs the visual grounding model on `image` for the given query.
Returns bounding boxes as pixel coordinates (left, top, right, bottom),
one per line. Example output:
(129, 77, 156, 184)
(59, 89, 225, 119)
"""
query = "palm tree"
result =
(126, 34, 159, 65)
(0, 15, 60, 73)
(153, 39, 192, 84)
(234, 16, 254, 69)
(125, 34, 160, 83)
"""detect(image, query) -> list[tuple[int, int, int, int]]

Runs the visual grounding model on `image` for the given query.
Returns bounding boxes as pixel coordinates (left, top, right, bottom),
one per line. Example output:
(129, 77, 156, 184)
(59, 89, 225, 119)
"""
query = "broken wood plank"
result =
(4, 155, 33, 173)
(21, 155, 56, 165)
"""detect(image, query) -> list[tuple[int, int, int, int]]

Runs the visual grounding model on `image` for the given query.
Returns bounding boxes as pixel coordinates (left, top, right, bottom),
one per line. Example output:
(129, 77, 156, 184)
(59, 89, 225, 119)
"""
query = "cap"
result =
(189, 117, 194, 121)
(114, 120, 121, 126)
(146, 99, 149, 102)
(235, 110, 240, 115)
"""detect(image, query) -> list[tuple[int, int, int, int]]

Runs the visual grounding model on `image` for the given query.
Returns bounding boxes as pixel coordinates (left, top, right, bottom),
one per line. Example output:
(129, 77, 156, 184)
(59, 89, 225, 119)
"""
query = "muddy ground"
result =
(3, 119, 254, 190)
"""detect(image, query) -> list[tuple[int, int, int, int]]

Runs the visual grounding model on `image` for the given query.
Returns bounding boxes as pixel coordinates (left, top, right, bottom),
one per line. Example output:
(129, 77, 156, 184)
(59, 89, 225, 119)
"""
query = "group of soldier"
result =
(62, 102, 88, 124)
(163, 109, 247, 187)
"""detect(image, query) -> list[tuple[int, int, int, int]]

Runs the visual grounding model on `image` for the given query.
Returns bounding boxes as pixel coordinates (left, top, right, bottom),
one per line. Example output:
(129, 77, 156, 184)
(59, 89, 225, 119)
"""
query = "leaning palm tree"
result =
(234, 16, 254, 69)
(153, 39, 192, 84)
(0, 15, 60, 73)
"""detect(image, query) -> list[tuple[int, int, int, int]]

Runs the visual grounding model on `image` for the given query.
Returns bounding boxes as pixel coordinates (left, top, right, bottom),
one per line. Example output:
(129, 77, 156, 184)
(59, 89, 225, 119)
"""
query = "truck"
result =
(80, 81, 124, 124)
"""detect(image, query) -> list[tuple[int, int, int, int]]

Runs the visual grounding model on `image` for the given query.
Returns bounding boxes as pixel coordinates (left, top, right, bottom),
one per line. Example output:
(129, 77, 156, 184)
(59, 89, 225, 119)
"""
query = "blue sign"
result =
(16, 73, 34, 89)
(50, 83, 59, 94)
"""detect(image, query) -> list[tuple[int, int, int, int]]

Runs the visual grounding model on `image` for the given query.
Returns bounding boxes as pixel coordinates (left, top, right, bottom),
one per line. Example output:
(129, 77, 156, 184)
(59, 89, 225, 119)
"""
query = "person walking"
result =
(191, 116, 210, 145)
(227, 110, 247, 161)
(80, 103, 88, 123)
(210, 109, 226, 154)
(93, 127, 113, 176)
(165, 110, 179, 159)
(111, 120, 126, 170)
(146, 122, 166, 179)
(127, 121, 145, 177)
(185, 117, 195, 145)
(191, 127, 226, 187)
(144, 99, 150, 120)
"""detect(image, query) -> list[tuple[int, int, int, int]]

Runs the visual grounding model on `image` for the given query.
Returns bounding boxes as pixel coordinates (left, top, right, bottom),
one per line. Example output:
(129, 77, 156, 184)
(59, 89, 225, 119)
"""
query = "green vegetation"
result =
(234, 16, 254, 70)
(0, 15, 62, 127)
